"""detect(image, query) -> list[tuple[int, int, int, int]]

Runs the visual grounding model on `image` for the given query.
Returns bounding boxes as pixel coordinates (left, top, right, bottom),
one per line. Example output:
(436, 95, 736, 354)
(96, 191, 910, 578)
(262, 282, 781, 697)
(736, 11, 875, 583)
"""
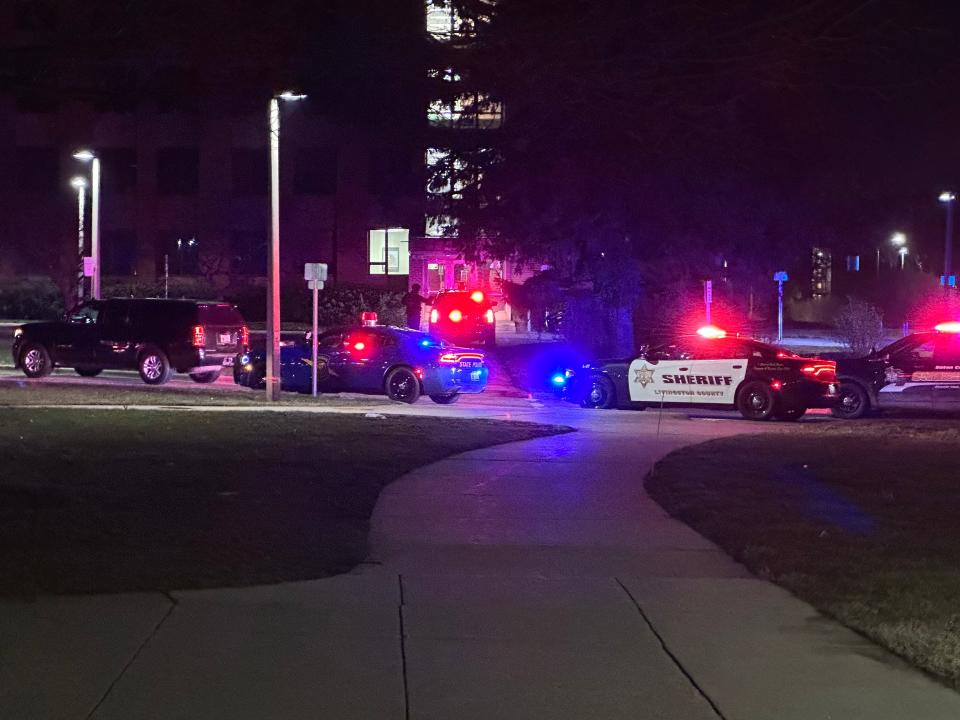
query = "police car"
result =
(233, 314, 488, 404)
(832, 322, 960, 419)
(568, 326, 838, 421)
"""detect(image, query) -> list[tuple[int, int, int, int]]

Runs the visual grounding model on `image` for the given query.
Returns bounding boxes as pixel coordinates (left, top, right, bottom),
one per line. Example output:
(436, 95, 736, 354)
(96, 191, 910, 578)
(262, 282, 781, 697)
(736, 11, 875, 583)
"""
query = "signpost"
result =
(773, 271, 789, 343)
(703, 280, 713, 324)
(304, 263, 329, 397)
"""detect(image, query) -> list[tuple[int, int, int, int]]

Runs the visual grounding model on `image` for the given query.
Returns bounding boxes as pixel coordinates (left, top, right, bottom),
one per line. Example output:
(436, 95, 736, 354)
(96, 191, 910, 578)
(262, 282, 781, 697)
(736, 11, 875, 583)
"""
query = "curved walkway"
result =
(3, 406, 959, 719)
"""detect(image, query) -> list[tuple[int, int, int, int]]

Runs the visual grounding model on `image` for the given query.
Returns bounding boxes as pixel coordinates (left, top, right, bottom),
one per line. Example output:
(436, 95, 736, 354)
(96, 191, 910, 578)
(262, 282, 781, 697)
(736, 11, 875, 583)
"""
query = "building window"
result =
(15, 147, 58, 195)
(369, 228, 410, 275)
(231, 148, 268, 196)
(294, 147, 337, 195)
(157, 148, 199, 195)
(812, 247, 832, 296)
(100, 148, 137, 194)
(426, 0, 493, 42)
(102, 230, 137, 275)
(428, 92, 503, 129)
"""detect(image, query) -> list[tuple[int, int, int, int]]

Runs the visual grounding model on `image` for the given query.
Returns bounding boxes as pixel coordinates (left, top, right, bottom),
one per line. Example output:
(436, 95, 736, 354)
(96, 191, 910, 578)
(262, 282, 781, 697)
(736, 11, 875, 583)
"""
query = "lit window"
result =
(428, 92, 503, 129)
(425, 0, 494, 42)
(425, 214, 458, 237)
(369, 228, 410, 275)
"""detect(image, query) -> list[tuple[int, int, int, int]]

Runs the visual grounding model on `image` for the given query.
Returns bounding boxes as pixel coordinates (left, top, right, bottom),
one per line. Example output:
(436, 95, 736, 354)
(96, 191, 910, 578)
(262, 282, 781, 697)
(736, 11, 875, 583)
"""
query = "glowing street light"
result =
(265, 90, 307, 401)
(890, 232, 907, 247)
(70, 176, 88, 304)
(940, 191, 956, 281)
(73, 149, 101, 299)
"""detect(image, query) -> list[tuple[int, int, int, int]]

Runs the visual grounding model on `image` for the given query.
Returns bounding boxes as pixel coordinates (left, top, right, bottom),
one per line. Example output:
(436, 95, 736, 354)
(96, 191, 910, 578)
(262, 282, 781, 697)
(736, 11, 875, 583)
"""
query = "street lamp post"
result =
(265, 91, 307, 402)
(940, 192, 956, 282)
(73, 150, 101, 299)
(70, 176, 87, 304)
(890, 232, 907, 271)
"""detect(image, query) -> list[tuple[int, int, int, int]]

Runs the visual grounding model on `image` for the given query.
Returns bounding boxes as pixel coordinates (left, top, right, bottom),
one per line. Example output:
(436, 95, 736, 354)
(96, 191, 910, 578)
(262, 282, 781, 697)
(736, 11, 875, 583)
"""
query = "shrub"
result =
(228, 283, 405, 327)
(0, 277, 64, 320)
(834, 297, 885, 355)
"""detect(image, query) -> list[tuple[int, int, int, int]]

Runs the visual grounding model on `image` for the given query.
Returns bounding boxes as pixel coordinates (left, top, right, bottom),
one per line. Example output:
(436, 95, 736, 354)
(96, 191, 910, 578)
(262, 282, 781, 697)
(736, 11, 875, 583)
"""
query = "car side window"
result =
(317, 331, 343, 349)
(934, 335, 960, 367)
(70, 302, 102, 324)
(98, 302, 128, 329)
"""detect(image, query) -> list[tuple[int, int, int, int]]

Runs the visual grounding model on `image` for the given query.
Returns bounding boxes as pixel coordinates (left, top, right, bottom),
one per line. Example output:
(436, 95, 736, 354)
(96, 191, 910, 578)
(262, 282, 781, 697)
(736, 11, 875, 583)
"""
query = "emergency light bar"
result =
(360, 311, 378, 326)
(696, 325, 727, 339)
(935, 321, 960, 334)
(470, 290, 485, 303)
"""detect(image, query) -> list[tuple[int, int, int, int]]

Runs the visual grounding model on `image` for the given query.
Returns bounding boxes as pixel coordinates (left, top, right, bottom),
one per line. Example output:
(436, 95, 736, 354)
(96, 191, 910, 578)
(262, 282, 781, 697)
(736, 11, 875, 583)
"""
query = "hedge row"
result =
(0, 277, 406, 328)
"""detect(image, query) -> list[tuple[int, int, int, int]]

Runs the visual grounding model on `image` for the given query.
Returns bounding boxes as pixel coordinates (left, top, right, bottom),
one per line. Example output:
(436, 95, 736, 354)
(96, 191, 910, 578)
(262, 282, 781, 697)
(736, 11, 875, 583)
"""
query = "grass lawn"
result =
(0, 409, 570, 596)
(0, 377, 393, 407)
(646, 420, 960, 688)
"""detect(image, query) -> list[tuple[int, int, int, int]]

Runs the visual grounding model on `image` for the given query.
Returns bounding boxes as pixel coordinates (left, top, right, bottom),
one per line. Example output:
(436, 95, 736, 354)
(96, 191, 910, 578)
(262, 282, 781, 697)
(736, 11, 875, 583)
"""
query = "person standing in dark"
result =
(401, 283, 430, 330)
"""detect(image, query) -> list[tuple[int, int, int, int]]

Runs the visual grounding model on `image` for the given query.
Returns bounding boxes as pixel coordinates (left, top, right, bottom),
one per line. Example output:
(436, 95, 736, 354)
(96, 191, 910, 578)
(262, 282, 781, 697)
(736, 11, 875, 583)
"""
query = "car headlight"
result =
(13, 328, 22, 339)
(239, 354, 250, 365)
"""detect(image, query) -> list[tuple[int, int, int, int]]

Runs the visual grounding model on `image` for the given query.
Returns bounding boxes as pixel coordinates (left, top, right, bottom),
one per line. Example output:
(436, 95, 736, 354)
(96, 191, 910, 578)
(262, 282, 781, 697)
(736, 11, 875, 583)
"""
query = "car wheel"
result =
(430, 392, 460, 404)
(831, 382, 869, 419)
(581, 374, 616, 409)
(75, 368, 103, 378)
(138, 346, 172, 385)
(773, 404, 807, 421)
(20, 342, 53, 378)
(736, 381, 775, 421)
(385, 366, 421, 404)
(189, 370, 221, 384)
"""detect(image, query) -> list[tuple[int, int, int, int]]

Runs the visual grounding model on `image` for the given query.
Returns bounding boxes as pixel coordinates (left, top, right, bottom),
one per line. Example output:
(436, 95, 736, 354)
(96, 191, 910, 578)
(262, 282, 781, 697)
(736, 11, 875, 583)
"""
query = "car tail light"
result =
(192, 325, 206, 347)
(448, 309, 463, 323)
(430, 308, 439, 323)
(439, 351, 483, 364)
(240, 325, 250, 347)
(485, 308, 494, 324)
(801, 362, 836, 381)
(470, 290, 485, 303)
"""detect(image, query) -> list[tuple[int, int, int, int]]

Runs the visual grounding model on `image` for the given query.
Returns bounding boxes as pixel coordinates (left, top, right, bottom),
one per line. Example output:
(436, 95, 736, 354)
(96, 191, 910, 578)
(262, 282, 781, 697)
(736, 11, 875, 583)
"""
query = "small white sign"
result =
(304, 263, 328, 282)
(83, 257, 96, 277)
(307, 280, 324, 290)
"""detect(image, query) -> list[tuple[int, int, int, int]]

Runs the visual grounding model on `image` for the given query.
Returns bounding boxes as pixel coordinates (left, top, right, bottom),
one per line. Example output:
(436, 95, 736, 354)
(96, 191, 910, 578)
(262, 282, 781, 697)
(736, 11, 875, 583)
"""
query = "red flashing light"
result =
(696, 325, 727, 339)
(192, 325, 206, 348)
(414, 367, 424, 379)
(353, 341, 366, 351)
(470, 290, 485, 303)
(777, 350, 799, 359)
(360, 311, 378, 326)
(485, 308, 495, 324)
(935, 321, 960, 333)
(430, 308, 439, 323)
(448, 309, 463, 323)
(240, 325, 250, 348)
(771, 380, 782, 390)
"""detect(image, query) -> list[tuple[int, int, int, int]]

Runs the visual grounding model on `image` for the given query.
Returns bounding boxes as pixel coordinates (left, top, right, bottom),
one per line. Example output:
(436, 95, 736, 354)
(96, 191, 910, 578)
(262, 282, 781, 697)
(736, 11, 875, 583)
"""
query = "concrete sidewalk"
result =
(3, 408, 959, 719)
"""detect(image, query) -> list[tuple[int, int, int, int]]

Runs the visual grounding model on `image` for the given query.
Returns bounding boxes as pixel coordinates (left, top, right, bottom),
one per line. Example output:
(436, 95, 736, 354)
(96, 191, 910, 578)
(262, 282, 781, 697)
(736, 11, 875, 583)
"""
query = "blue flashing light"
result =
(419, 339, 432, 347)
(551, 374, 566, 386)
(239, 354, 250, 365)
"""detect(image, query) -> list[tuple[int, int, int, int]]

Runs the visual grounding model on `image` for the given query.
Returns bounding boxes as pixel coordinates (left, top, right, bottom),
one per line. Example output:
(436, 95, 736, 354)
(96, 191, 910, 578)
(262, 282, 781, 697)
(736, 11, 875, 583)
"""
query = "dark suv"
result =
(12, 298, 248, 385)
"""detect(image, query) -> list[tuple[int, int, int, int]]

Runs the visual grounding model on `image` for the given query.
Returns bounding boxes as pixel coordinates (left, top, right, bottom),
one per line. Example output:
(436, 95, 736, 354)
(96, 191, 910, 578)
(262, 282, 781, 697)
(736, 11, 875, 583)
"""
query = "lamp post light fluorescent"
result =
(889, 232, 908, 271)
(940, 191, 956, 281)
(70, 176, 88, 303)
(265, 90, 306, 402)
(73, 149, 101, 299)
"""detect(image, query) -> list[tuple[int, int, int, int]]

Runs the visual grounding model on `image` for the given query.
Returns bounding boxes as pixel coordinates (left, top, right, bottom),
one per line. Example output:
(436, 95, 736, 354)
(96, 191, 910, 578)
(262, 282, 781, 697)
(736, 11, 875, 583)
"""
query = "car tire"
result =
(581, 374, 616, 409)
(736, 381, 776, 421)
(75, 368, 103, 378)
(831, 381, 869, 419)
(138, 346, 172, 385)
(430, 392, 460, 404)
(385, 366, 421, 404)
(773, 404, 807, 421)
(189, 370, 221, 384)
(20, 342, 53, 378)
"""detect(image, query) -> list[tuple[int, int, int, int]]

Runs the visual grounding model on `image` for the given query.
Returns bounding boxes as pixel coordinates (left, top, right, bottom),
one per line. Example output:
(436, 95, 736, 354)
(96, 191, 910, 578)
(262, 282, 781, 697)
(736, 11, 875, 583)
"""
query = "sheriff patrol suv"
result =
(569, 326, 838, 421)
(832, 321, 960, 419)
